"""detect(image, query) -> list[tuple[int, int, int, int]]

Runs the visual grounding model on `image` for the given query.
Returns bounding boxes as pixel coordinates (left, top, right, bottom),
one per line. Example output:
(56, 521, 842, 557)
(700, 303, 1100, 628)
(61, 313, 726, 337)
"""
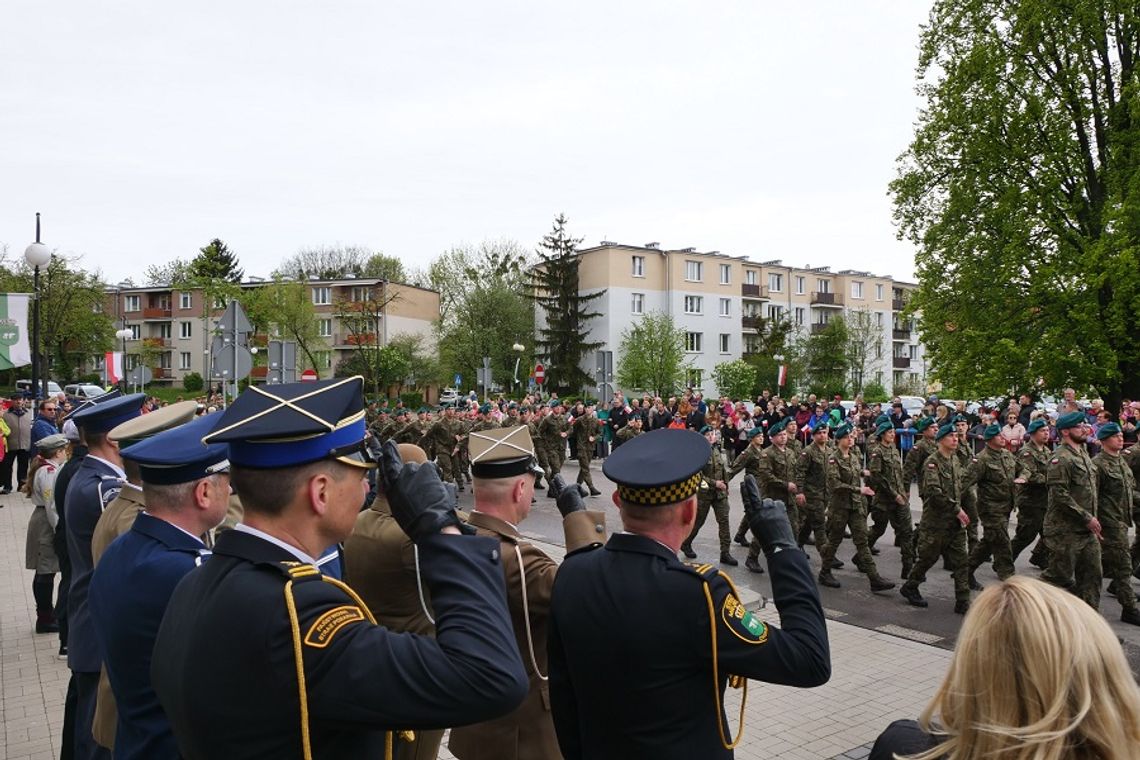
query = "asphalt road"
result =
(454, 456, 1140, 676)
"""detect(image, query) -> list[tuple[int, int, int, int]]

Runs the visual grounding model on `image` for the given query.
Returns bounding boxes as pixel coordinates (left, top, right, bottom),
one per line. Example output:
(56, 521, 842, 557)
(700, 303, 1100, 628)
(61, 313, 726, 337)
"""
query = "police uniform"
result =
(89, 413, 228, 760)
(150, 377, 527, 759)
(548, 429, 831, 759)
(450, 427, 606, 760)
(63, 393, 147, 760)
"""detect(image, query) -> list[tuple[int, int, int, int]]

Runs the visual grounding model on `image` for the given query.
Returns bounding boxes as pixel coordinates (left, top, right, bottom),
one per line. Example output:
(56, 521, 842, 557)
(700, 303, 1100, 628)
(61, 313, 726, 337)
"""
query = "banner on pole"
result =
(105, 351, 124, 385)
(777, 364, 787, 387)
(0, 294, 32, 371)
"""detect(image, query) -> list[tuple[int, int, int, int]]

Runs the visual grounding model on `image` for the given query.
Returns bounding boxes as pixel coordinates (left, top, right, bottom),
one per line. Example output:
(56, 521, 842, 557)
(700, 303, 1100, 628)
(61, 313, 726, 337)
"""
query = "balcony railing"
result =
(892, 328, 911, 341)
(740, 284, 769, 300)
(143, 337, 170, 348)
(142, 307, 172, 319)
(741, 315, 763, 330)
(893, 356, 911, 369)
(810, 291, 844, 307)
(335, 333, 378, 346)
(892, 298, 907, 311)
(810, 322, 830, 335)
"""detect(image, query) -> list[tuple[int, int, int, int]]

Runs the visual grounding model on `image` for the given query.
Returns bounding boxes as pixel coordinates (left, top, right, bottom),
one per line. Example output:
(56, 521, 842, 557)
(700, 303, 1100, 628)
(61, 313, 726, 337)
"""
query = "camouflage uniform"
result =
(903, 437, 935, 499)
(795, 440, 831, 551)
(964, 445, 1017, 581)
(682, 441, 732, 558)
(1011, 440, 1052, 568)
(539, 412, 568, 477)
(902, 451, 969, 604)
(954, 440, 980, 557)
(866, 441, 914, 576)
(615, 425, 642, 444)
(572, 413, 601, 492)
(1093, 449, 1138, 617)
(526, 415, 548, 485)
(1127, 445, 1140, 574)
(818, 448, 886, 583)
(746, 444, 799, 565)
(1042, 443, 1101, 609)
(424, 416, 460, 485)
(728, 443, 763, 544)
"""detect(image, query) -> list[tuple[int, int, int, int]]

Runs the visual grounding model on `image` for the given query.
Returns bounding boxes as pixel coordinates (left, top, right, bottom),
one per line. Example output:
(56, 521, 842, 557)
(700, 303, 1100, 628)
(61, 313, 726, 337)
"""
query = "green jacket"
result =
(795, 441, 831, 499)
(920, 450, 962, 526)
(757, 444, 797, 502)
(727, 444, 763, 482)
(826, 448, 865, 513)
(904, 437, 936, 497)
(866, 442, 905, 507)
(699, 444, 729, 502)
(1092, 451, 1137, 527)
(1046, 443, 1098, 533)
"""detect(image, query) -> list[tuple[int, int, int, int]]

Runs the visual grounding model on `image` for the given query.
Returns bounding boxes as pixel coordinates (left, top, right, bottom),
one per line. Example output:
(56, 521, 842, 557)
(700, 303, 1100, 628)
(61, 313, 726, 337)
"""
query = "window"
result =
(685, 332, 703, 352)
(212, 296, 226, 309)
(180, 321, 192, 339)
(316, 351, 332, 369)
(875, 284, 884, 301)
(352, 286, 373, 302)
(92, 355, 105, 370)
(631, 256, 645, 277)
(909, 345, 918, 360)
(683, 295, 703, 314)
(795, 276, 805, 295)
(719, 334, 730, 353)
(159, 353, 172, 369)
(313, 287, 331, 305)
(767, 305, 783, 321)
(180, 291, 192, 309)
(874, 312, 884, 327)
(158, 323, 172, 339)
(745, 269, 757, 285)
(875, 344, 883, 359)
(124, 295, 141, 312)
(769, 273, 783, 292)
(719, 298, 730, 317)
(318, 319, 333, 337)
(851, 281, 864, 299)
(719, 264, 731, 285)
(794, 307, 805, 326)
(686, 369, 703, 389)
(128, 324, 140, 340)
(179, 352, 192, 370)
(685, 260, 702, 282)
(631, 293, 644, 315)
(817, 279, 830, 293)
(124, 354, 137, 371)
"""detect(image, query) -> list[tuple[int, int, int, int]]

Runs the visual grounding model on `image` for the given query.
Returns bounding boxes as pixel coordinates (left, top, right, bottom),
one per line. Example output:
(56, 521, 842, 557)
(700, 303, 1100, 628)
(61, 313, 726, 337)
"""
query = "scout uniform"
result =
(964, 424, 1017, 583)
(1042, 412, 1102, 609)
(547, 429, 830, 759)
(865, 422, 914, 578)
(680, 426, 737, 566)
(1010, 419, 1052, 568)
(1091, 423, 1140, 625)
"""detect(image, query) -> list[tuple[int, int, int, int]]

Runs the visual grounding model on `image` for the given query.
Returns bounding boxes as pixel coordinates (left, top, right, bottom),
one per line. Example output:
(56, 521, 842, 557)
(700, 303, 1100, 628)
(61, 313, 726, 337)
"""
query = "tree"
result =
(529, 215, 604, 395)
(143, 258, 193, 286)
(243, 278, 328, 375)
(742, 315, 796, 396)
(712, 359, 758, 400)
(332, 283, 401, 397)
(190, 239, 243, 283)
(615, 311, 690, 398)
(802, 318, 849, 399)
(361, 253, 407, 282)
(387, 333, 445, 395)
(891, 0, 1140, 409)
(844, 308, 882, 397)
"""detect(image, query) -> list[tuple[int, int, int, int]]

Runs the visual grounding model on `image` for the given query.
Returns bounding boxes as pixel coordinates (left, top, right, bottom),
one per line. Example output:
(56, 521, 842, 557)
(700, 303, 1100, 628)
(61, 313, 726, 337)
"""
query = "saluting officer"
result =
(150, 377, 527, 759)
(548, 429, 830, 759)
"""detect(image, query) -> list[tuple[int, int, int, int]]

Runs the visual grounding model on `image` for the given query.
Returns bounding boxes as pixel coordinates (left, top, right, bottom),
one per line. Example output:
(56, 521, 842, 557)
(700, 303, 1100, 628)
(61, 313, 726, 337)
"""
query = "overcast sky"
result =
(1, 1, 931, 284)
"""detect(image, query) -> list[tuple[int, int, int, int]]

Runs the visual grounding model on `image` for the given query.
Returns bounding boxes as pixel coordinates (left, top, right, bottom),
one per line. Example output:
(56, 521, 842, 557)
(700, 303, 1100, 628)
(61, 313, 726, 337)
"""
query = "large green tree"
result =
(529, 215, 604, 395)
(615, 311, 690, 398)
(712, 359, 758, 400)
(742, 315, 796, 397)
(243, 278, 327, 375)
(891, 0, 1140, 408)
(191, 239, 243, 283)
(802, 318, 850, 399)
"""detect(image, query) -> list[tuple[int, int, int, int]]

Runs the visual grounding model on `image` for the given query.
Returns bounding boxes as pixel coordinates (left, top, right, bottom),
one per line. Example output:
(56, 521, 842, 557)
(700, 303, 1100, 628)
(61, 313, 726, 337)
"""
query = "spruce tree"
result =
(191, 238, 244, 283)
(530, 214, 605, 395)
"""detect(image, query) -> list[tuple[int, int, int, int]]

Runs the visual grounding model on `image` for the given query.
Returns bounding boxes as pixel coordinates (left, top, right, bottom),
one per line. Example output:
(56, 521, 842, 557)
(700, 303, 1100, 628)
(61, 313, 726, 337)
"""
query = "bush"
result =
(862, 381, 889, 403)
(183, 372, 204, 392)
(400, 391, 423, 408)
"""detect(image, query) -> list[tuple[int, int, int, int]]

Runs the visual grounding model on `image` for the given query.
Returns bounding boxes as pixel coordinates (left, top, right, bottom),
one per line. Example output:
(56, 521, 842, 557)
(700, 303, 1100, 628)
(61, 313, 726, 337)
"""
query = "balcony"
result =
(143, 337, 170, 348)
(142, 306, 172, 319)
(741, 284, 769, 300)
(810, 291, 844, 307)
(335, 333, 378, 347)
(741, 315, 763, 330)
(893, 356, 911, 369)
(892, 328, 911, 341)
(892, 298, 907, 311)
(810, 322, 831, 335)
(152, 367, 170, 379)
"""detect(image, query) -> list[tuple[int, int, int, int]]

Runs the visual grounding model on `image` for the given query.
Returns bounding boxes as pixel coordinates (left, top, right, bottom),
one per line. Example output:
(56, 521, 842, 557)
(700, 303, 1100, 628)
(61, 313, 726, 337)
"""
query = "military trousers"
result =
(1101, 521, 1137, 612)
(548, 443, 566, 476)
(576, 447, 595, 489)
(435, 452, 456, 484)
(797, 495, 829, 550)
(686, 496, 731, 555)
(817, 503, 878, 576)
(960, 489, 979, 556)
(905, 521, 969, 602)
(867, 500, 915, 568)
(1041, 529, 1102, 610)
(535, 445, 551, 483)
(1010, 492, 1048, 567)
(968, 507, 1014, 580)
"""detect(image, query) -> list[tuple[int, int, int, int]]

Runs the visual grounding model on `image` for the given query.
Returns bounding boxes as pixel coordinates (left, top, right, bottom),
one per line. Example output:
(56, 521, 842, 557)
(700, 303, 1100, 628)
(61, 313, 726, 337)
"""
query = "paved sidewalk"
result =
(1, 490, 954, 760)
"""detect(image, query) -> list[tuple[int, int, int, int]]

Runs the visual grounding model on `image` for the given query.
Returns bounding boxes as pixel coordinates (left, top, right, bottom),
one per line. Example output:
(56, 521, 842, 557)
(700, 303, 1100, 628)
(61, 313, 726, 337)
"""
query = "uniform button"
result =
(491, 549, 500, 562)
(595, 523, 604, 533)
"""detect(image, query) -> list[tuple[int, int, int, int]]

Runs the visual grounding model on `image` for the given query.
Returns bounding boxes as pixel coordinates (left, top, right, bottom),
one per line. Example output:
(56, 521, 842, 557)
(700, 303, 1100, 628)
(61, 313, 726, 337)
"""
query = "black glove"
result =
(740, 475, 797, 556)
(380, 440, 468, 540)
(549, 474, 588, 518)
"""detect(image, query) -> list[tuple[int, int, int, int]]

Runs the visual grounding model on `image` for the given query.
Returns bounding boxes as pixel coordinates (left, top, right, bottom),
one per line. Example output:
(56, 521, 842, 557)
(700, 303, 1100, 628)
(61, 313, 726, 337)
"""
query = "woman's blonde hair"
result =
(906, 576, 1140, 760)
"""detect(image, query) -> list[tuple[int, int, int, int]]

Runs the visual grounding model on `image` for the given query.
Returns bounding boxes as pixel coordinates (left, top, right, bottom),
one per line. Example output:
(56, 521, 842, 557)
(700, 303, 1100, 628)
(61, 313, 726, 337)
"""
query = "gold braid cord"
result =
(700, 569, 749, 750)
(284, 569, 415, 760)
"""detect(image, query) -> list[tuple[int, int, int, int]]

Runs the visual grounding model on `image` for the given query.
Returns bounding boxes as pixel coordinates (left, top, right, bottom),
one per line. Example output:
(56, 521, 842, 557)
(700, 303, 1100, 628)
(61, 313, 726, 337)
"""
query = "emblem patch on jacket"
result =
(305, 605, 365, 648)
(721, 594, 768, 644)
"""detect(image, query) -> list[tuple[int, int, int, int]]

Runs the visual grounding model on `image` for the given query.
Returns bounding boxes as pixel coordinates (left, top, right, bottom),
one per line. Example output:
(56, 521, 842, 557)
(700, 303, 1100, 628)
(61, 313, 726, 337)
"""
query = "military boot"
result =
(900, 584, 928, 608)
(900, 562, 913, 581)
(868, 574, 896, 592)
(1107, 580, 1120, 597)
(680, 542, 697, 559)
(968, 573, 983, 591)
(734, 531, 750, 547)
(817, 571, 841, 588)
(1122, 607, 1140, 626)
(829, 558, 844, 570)
(745, 557, 764, 574)
(954, 599, 970, 615)
(720, 552, 739, 567)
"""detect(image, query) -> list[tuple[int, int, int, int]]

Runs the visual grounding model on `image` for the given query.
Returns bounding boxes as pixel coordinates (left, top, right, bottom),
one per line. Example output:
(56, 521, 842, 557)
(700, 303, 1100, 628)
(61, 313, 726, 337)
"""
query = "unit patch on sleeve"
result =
(721, 594, 768, 645)
(304, 605, 365, 648)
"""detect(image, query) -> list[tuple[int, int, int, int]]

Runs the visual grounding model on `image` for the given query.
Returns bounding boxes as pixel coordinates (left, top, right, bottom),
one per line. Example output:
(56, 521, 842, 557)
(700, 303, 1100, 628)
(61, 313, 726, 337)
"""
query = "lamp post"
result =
(23, 213, 52, 401)
(511, 342, 525, 395)
(115, 328, 133, 389)
(773, 353, 785, 398)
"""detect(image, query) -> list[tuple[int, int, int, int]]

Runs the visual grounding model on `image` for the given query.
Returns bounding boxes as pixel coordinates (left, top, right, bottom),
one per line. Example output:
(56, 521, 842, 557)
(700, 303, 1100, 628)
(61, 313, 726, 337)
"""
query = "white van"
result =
(15, 379, 63, 397)
(65, 383, 109, 401)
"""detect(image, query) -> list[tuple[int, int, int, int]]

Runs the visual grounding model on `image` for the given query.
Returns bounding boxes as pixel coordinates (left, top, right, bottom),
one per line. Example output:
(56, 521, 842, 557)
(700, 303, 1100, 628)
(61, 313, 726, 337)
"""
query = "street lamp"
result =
(24, 213, 52, 401)
(773, 353, 785, 398)
(512, 343, 525, 395)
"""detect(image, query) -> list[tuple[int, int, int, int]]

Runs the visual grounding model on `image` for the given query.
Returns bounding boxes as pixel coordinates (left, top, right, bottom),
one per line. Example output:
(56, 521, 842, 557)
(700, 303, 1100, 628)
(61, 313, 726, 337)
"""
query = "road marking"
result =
(874, 624, 942, 644)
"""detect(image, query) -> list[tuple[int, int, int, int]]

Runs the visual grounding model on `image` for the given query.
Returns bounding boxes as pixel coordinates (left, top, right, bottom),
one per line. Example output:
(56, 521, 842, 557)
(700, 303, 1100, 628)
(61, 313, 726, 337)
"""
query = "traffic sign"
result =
(300, 369, 318, 383)
(209, 336, 253, 381)
(534, 363, 545, 385)
(454, 373, 462, 387)
(216, 300, 253, 335)
(128, 365, 153, 386)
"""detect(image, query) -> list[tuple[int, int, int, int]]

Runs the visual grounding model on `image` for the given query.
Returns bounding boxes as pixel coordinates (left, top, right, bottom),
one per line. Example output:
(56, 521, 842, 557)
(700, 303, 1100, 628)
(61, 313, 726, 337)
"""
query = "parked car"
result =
(897, 395, 926, 417)
(15, 379, 63, 397)
(65, 383, 109, 401)
(439, 387, 460, 406)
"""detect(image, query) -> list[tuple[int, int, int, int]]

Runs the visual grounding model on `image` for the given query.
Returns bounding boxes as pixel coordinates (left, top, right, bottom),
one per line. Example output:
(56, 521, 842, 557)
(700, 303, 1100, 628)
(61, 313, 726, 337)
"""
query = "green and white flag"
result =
(0, 294, 32, 370)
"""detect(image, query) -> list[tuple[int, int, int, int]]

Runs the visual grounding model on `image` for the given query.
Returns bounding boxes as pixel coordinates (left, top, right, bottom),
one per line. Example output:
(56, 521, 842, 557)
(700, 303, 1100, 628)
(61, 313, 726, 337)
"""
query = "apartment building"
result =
(94, 277, 440, 386)
(566, 242, 926, 395)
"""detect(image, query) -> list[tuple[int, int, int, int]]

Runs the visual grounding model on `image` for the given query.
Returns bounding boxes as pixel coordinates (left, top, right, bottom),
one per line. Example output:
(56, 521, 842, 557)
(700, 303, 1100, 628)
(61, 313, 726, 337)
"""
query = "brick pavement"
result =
(1, 487, 954, 760)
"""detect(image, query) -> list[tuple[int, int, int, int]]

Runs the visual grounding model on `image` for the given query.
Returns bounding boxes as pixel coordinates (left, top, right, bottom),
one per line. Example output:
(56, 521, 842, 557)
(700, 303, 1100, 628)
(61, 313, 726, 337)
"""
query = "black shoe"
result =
(1030, 555, 1048, 569)
(588, 487, 602, 497)
(968, 574, 983, 591)
(58, 645, 67, 660)
(954, 599, 970, 615)
(0, 486, 10, 495)
(818, 572, 841, 588)
(942, 560, 953, 571)
(1122, 608, 1140, 626)
(680, 543, 697, 559)
(870, 546, 880, 556)
(900, 585, 928, 607)
(829, 559, 844, 570)
(733, 533, 750, 547)
(844, 530, 852, 538)
(869, 576, 896, 592)
(35, 618, 59, 634)
(720, 553, 739, 567)
(534, 479, 545, 490)
(745, 558, 764, 574)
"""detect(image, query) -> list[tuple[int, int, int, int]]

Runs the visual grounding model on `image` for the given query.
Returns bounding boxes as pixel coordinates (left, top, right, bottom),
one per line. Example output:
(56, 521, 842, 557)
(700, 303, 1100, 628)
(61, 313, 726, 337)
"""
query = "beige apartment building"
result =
(93, 277, 440, 387)
(569, 242, 926, 395)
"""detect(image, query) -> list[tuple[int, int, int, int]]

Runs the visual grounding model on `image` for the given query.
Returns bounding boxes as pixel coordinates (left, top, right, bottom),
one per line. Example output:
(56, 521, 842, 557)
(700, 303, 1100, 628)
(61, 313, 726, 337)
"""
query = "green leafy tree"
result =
(361, 253, 407, 282)
(742, 315, 796, 396)
(615, 311, 690, 398)
(190, 239, 243, 283)
(143, 258, 193, 286)
(845, 308, 882, 397)
(332, 283, 401, 397)
(387, 333, 445, 394)
(712, 359, 758, 400)
(529, 215, 604, 395)
(243, 278, 327, 375)
(802, 318, 850, 399)
(891, 0, 1140, 409)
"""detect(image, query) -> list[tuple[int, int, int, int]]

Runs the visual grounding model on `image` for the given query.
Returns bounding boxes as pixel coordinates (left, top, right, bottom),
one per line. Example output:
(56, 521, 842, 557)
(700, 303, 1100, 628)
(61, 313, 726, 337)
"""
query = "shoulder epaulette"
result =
(263, 560, 323, 582)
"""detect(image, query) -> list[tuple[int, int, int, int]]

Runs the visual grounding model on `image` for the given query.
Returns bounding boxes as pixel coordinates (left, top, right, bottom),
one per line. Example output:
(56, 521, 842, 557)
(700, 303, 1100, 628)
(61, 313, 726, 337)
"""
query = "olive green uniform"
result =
(1126, 445, 1140, 573)
(1011, 440, 1051, 568)
(818, 448, 882, 578)
(954, 441, 980, 556)
(1093, 450, 1138, 615)
(615, 426, 642, 444)
(866, 441, 914, 575)
(902, 451, 969, 603)
(964, 445, 1017, 580)
(795, 441, 831, 551)
(572, 414, 601, 491)
(683, 442, 731, 556)
(903, 438, 935, 498)
(393, 418, 426, 445)
(424, 417, 461, 485)
(539, 413, 568, 478)
(746, 444, 799, 564)
(1042, 443, 1101, 609)
(728, 445, 763, 543)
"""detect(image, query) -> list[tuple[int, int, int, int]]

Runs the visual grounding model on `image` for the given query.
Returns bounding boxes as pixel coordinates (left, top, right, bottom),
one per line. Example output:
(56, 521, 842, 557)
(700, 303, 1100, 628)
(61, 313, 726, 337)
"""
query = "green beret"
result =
(747, 427, 765, 440)
(833, 423, 852, 440)
(875, 421, 893, 437)
(935, 423, 955, 441)
(479, 403, 492, 414)
(1026, 418, 1047, 434)
(1056, 411, 1085, 431)
(508, 402, 518, 410)
(983, 423, 1001, 440)
(768, 417, 789, 435)
(417, 406, 430, 414)
(1097, 422, 1122, 440)
(952, 414, 968, 424)
(810, 424, 829, 435)
(913, 417, 935, 433)
(699, 425, 713, 434)
(875, 414, 891, 426)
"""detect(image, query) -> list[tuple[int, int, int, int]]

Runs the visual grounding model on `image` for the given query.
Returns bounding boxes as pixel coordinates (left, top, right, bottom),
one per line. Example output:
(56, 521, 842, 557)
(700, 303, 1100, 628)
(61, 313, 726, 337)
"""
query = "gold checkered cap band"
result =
(617, 471, 703, 506)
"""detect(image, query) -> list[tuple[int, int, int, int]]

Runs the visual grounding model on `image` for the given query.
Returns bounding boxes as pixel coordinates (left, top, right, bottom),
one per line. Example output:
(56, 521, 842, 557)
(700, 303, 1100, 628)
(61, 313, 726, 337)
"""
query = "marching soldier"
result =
(729, 427, 765, 559)
(964, 423, 1019, 587)
(539, 401, 569, 494)
(500, 403, 521, 429)
(1011, 418, 1052, 569)
(899, 424, 972, 614)
(1125, 442, 1140, 577)
(954, 415, 980, 558)
(1041, 412, 1102, 609)
(785, 419, 803, 455)
(572, 401, 602, 496)
(795, 424, 833, 564)
(615, 414, 643, 444)
(744, 418, 800, 571)
(424, 405, 462, 487)
(902, 417, 937, 497)
(680, 426, 738, 566)
(817, 424, 895, 592)
(1091, 423, 1140, 625)
(866, 420, 914, 579)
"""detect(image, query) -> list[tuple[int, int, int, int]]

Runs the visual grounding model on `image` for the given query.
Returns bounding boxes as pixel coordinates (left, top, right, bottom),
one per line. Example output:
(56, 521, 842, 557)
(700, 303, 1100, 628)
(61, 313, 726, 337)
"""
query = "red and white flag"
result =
(105, 351, 123, 384)
(777, 364, 787, 387)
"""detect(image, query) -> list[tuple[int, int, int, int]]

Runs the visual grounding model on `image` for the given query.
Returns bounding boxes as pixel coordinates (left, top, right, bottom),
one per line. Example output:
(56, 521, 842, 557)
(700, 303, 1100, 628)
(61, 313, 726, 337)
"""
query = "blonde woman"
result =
(871, 575, 1140, 760)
